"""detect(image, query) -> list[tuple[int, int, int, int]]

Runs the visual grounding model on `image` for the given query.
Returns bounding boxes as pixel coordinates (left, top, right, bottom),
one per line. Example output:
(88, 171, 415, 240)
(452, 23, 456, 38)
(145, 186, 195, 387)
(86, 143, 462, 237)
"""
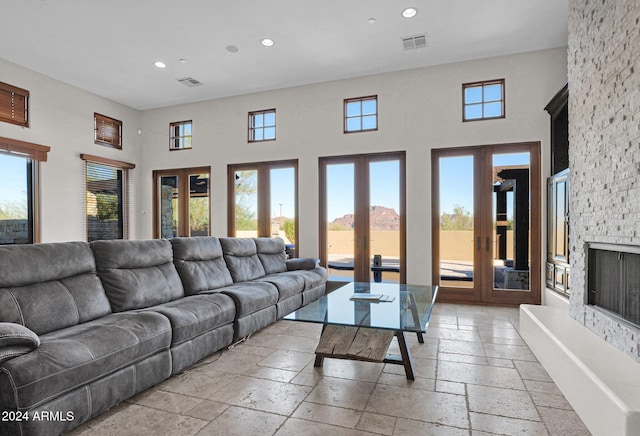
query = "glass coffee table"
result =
(283, 282, 438, 380)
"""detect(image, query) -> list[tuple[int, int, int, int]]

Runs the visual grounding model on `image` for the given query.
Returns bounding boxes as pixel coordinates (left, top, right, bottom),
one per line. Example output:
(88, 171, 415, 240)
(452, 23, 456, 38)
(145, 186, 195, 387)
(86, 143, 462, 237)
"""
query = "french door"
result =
(320, 152, 406, 283)
(153, 167, 210, 238)
(431, 142, 541, 305)
(227, 160, 298, 255)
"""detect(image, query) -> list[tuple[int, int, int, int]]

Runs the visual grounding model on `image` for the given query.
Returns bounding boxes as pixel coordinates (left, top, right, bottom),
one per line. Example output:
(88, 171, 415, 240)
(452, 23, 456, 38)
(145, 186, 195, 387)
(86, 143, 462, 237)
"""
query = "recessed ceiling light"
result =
(260, 38, 275, 47)
(402, 7, 418, 18)
(367, 18, 377, 24)
(178, 58, 187, 63)
(226, 45, 240, 53)
(153, 61, 167, 69)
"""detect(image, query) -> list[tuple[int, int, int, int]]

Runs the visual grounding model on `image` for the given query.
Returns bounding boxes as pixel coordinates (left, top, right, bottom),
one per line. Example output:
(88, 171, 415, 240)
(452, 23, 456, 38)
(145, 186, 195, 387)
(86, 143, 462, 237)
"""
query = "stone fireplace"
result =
(587, 243, 640, 330)
(567, 0, 640, 364)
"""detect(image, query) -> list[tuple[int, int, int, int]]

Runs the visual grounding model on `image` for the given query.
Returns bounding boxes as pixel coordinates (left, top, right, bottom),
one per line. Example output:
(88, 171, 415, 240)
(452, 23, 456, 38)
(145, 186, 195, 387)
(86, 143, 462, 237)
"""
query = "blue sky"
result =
(0, 154, 28, 204)
(440, 152, 530, 215)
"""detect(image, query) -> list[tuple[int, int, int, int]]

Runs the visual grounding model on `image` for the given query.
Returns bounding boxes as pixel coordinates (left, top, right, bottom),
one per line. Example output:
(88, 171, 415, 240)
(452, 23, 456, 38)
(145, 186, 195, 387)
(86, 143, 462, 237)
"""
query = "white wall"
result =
(139, 47, 568, 285)
(0, 58, 143, 242)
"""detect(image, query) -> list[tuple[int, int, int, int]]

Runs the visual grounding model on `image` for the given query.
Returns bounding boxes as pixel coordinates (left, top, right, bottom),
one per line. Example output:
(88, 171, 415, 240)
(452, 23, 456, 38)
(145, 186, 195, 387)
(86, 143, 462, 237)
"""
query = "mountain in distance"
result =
(330, 206, 400, 230)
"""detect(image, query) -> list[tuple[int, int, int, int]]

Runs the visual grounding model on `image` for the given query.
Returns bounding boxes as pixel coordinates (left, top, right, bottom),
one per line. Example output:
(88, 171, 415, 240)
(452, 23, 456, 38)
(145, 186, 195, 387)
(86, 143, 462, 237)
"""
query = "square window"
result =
(462, 79, 505, 122)
(170, 120, 193, 150)
(249, 109, 276, 142)
(94, 113, 122, 149)
(344, 96, 378, 133)
(0, 81, 29, 128)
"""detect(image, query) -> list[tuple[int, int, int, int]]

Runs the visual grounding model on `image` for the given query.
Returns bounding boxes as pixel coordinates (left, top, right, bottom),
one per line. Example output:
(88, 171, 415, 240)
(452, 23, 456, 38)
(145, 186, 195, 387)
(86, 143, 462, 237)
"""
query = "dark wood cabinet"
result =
(546, 170, 569, 294)
(545, 85, 570, 295)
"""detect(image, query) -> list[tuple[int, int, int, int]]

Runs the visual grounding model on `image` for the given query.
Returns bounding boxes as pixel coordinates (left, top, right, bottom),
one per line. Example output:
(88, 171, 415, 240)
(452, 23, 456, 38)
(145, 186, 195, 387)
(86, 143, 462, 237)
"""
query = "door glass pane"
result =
(270, 167, 296, 256)
(493, 152, 530, 290)
(189, 173, 209, 236)
(160, 175, 178, 239)
(326, 163, 355, 281)
(439, 156, 474, 288)
(235, 170, 258, 237)
(369, 160, 400, 283)
(0, 154, 31, 244)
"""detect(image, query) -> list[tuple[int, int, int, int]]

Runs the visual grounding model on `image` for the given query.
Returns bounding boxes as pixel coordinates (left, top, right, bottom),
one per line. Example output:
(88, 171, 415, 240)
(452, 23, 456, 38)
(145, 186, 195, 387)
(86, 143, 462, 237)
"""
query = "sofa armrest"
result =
(286, 258, 319, 271)
(0, 322, 40, 364)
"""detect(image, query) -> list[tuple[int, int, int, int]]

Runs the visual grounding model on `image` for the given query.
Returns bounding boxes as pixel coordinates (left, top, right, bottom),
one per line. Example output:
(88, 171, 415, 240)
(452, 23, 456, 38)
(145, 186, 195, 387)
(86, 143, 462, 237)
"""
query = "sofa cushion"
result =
(293, 268, 329, 290)
(0, 311, 171, 411)
(255, 273, 305, 301)
(219, 238, 266, 282)
(92, 239, 185, 312)
(0, 242, 112, 334)
(145, 293, 236, 345)
(254, 237, 287, 274)
(171, 237, 234, 295)
(216, 282, 278, 317)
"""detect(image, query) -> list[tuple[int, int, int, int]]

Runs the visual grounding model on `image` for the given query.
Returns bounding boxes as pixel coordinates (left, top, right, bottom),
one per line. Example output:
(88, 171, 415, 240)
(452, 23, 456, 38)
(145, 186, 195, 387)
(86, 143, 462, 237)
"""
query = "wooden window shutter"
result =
(0, 82, 29, 127)
(94, 113, 122, 149)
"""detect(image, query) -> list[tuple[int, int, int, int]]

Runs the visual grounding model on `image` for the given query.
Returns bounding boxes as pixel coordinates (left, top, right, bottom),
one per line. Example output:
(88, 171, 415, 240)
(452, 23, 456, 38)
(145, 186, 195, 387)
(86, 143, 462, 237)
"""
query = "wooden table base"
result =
(314, 325, 419, 380)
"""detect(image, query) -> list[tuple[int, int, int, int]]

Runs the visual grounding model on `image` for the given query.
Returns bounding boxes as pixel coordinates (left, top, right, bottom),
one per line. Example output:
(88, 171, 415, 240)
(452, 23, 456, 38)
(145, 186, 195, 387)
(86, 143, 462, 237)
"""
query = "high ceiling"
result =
(2, 0, 568, 110)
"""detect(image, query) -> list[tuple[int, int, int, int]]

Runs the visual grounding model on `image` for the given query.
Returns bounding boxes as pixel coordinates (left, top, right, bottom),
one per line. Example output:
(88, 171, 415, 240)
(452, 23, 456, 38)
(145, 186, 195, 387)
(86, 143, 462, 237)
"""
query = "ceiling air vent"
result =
(177, 77, 203, 88)
(402, 34, 428, 50)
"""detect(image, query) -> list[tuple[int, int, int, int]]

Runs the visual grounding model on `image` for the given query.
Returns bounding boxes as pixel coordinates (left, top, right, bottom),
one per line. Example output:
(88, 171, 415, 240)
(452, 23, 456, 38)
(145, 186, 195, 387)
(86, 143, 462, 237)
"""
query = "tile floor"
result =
(69, 303, 591, 435)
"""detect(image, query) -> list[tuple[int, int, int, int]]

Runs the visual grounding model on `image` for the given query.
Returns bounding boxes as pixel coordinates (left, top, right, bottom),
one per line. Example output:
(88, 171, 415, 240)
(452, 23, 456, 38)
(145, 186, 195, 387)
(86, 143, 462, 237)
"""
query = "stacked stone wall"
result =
(568, 0, 640, 362)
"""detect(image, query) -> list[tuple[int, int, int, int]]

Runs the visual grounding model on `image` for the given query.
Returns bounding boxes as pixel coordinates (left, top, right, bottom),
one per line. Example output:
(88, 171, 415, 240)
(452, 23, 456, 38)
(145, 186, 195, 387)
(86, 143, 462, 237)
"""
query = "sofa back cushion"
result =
(91, 239, 185, 312)
(170, 237, 234, 295)
(219, 238, 266, 282)
(254, 237, 287, 274)
(0, 242, 112, 335)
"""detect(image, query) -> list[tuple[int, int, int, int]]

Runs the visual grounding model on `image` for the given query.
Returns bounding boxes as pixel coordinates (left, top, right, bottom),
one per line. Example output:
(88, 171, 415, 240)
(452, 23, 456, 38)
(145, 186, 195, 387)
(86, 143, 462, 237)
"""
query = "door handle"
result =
(486, 236, 490, 252)
(477, 236, 481, 251)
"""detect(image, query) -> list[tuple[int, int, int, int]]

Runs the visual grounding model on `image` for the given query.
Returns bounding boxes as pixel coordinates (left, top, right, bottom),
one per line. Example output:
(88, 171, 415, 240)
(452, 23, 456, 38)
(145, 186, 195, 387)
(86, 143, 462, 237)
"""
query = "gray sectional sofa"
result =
(0, 236, 326, 436)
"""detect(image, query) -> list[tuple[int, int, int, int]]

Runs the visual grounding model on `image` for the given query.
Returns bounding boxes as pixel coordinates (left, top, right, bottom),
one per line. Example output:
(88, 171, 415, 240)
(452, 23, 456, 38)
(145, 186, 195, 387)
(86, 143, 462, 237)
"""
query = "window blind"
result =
(81, 154, 134, 241)
(94, 113, 122, 149)
(0, 82, 29, 127)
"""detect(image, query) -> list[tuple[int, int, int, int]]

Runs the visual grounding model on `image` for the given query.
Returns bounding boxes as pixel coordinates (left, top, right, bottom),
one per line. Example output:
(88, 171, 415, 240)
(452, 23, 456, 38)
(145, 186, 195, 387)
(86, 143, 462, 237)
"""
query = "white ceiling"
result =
(1, 0, 568, 110)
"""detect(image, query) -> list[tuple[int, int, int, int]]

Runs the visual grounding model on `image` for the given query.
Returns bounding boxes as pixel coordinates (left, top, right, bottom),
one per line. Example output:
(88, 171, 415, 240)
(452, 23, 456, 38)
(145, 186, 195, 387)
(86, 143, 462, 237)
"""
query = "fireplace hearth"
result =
(587, 243, 640, 329)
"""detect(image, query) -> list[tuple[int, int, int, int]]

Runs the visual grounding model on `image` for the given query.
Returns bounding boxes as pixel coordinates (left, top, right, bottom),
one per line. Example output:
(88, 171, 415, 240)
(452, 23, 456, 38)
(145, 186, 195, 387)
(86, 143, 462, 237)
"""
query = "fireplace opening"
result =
(588, 243, 640, 329)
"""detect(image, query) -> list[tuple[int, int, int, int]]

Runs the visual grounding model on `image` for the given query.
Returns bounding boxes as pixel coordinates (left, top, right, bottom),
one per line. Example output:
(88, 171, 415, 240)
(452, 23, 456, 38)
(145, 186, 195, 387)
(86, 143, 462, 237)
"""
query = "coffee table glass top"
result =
(283, 282, 438, 332)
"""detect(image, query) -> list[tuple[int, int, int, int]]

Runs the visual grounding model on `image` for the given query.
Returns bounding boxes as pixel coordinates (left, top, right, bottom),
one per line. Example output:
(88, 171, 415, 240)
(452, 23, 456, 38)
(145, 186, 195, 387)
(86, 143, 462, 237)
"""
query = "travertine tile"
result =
(483, 342, 537, 361)
(355, 412, 396, 435)
(303, 357, 384, 382)
(306, 377, 376, 410)
(207, 375, 312, 415)
(426, 327, 482, 342)
(467, 384, 540, 421)
(435, 380, 466, 395)
(382, 356, 436, 379)
(514, 360, 554, 382)
(523, 379, 563, 395)
(72, 404, 208, 436)
(128, 389, 204, 414)
(394, 417, 469, 436)
(376, 372, 436, 391)
(439, 339, 486, 356)
(366, 384, 469, 428)
(529, 391, 574, 411)
(66, 306, 592, 436)
(470, 412, 549, 435)
(538, 407, 592, 436)
(274, 418, 373, 436)
(438, 352, 489, 365)
(258, 349, 315, 372)
(437, 360, 526, 390)
(182, 399, 229, 421)
(292, 401, 361, 428)
(197, 406, 286, 436)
